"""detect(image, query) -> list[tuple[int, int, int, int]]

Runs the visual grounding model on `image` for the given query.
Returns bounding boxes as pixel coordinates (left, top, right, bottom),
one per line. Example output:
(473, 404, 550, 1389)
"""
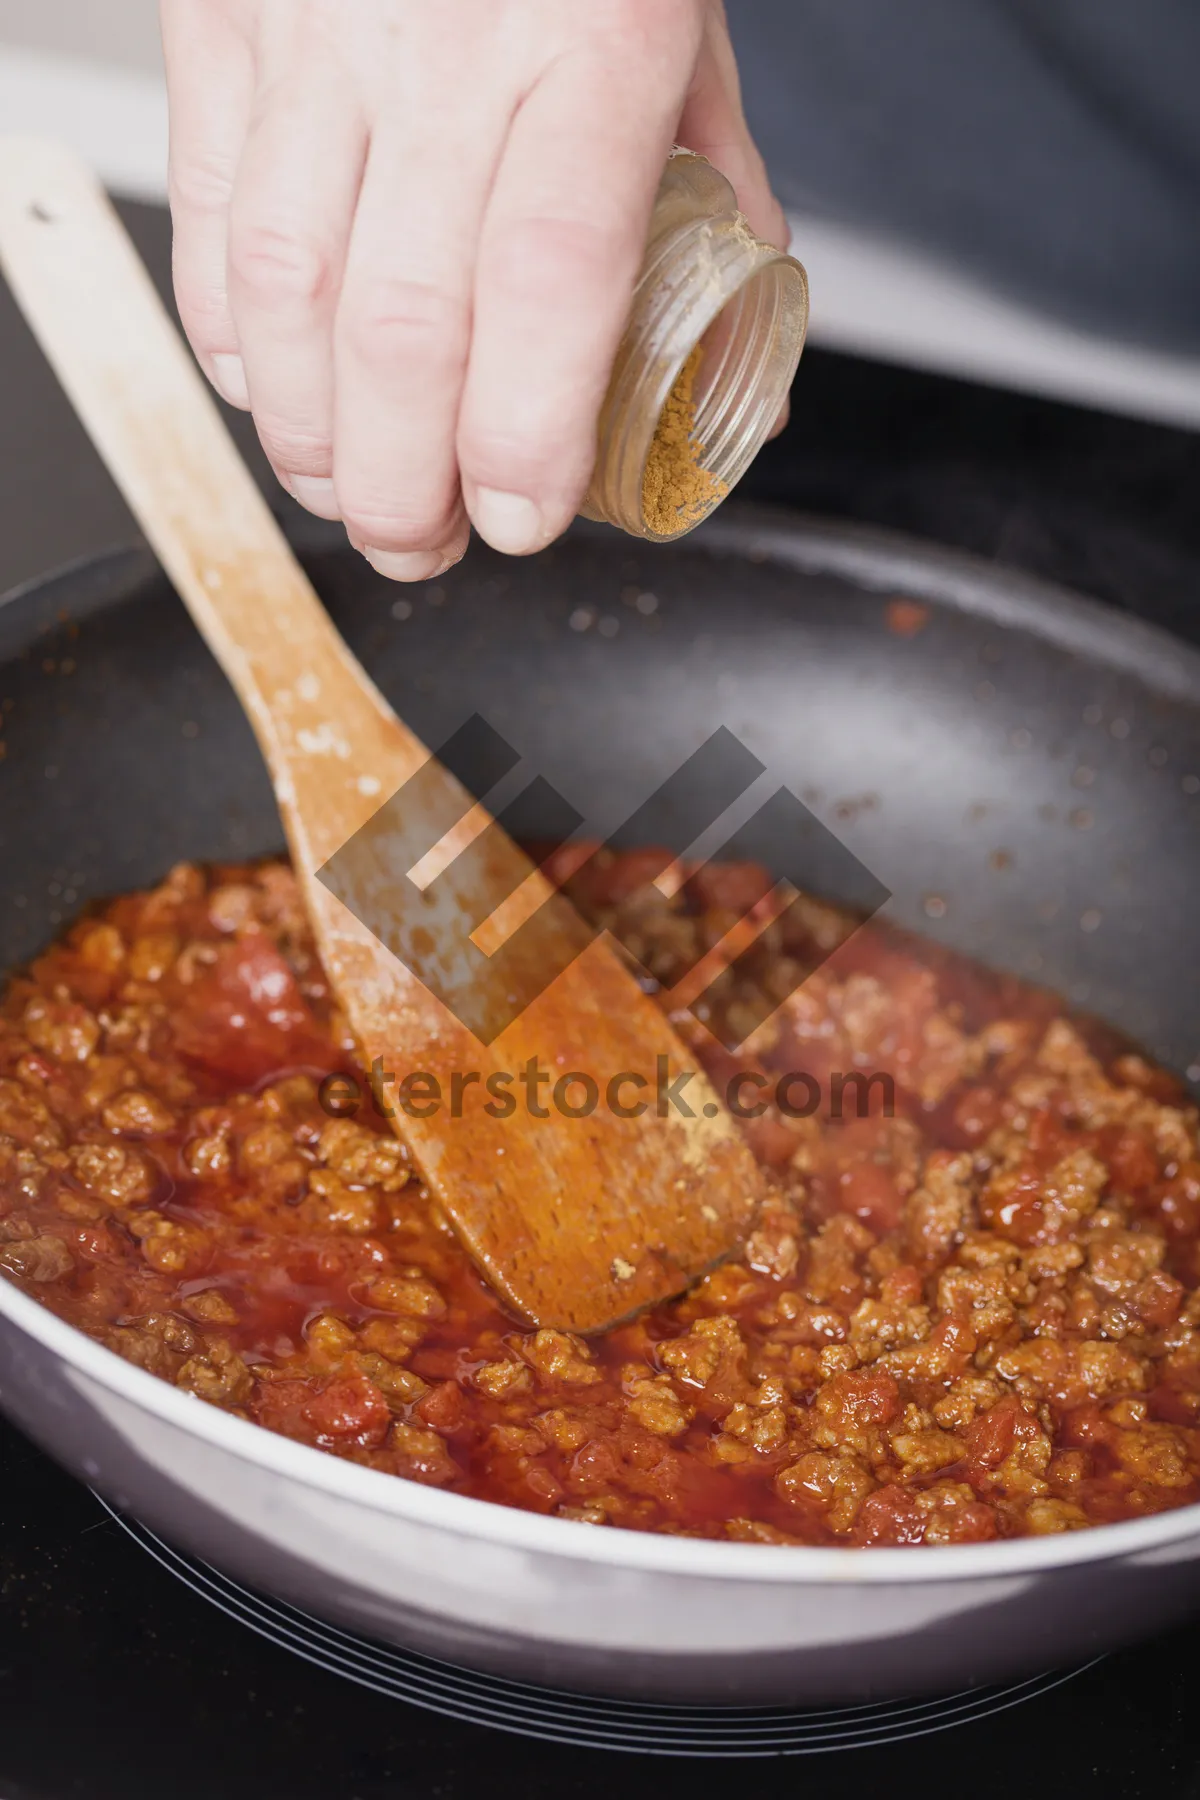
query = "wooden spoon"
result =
(0, 139, 768, 1333)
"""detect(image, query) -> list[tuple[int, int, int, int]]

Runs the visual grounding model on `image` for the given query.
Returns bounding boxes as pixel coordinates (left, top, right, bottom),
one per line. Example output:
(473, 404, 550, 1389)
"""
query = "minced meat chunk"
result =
(2, 853, 1199, 1545)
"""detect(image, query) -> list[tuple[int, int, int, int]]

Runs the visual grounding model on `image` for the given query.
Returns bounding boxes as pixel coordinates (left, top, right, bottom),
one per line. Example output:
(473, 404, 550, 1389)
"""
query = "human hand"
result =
(161, 0, 788, 580)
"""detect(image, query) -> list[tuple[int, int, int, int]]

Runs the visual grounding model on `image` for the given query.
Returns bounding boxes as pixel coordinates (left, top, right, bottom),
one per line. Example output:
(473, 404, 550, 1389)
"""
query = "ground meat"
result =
(2, 854, 1199, 1546)
(0, 1233, 75, 1283)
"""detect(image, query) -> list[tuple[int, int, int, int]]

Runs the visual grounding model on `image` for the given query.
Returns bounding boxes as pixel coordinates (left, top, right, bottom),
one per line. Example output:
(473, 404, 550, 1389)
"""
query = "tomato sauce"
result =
(2, 854, 1199, 1547)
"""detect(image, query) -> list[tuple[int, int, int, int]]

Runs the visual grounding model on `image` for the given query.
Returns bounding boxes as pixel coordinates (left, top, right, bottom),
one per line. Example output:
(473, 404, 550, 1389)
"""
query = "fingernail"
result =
(362, 546, 448, 582)
(211, 352, 250, 409)
(472, 488, 545, 555)
(288, 475, 340, 520)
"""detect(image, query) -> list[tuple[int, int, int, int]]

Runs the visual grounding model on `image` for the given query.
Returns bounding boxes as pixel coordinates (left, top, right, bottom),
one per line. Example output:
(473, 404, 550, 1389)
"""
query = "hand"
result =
(161, 0, 788, 580)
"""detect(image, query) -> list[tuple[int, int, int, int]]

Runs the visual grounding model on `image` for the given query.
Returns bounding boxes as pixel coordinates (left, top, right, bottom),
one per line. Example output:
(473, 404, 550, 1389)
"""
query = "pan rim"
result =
(2, 1267, 1199, 1584)
(695, 505, 1200, 702)
(5, 504, 1197, 700)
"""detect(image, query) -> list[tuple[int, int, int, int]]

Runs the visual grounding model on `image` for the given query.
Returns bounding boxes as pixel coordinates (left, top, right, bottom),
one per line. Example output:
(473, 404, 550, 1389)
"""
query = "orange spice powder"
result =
(641, 343, 728, 536)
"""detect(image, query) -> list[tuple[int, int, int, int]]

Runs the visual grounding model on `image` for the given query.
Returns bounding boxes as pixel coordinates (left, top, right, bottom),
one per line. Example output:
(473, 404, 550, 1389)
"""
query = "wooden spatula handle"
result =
(0, 138, 770, 1333)
(0, 137, 421, 870)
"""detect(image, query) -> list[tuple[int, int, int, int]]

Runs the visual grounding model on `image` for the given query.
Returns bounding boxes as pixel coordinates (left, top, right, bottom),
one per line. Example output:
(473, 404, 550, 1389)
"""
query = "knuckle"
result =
(337, 277, 468, 375)
(588, 0, 700, 69)
(460, 425, 582, 500)
(230, 221, 333, 311)
(168, 148, 235, 219)
(339, 502, 454, 553)
(487, 215, 633, 311)
(456, 426, 557, 489)
(173, 277, 234, 351)
(253, 417, 332, 477)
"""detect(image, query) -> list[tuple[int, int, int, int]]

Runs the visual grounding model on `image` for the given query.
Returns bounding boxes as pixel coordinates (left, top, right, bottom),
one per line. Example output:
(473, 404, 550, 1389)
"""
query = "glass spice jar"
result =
(580, 148, 809, 543)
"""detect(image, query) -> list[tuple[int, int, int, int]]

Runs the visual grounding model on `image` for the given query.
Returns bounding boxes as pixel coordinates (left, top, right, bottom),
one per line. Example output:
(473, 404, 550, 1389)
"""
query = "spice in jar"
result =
(641, 343, 729, 536)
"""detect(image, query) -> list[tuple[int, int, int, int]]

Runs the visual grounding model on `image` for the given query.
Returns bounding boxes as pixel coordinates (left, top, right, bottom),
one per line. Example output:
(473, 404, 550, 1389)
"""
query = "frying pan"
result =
(0, 505, 1197, 1705)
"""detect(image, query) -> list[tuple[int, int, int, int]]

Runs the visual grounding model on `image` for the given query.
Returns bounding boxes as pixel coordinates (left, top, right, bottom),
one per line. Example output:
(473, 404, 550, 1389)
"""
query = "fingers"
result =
(165, 1, 743, 575)
(678, 0, 789, 251)
(458, 41, 692, 555)
(161, 0, 255, 406)
(226, 60, 367, 516)
(331, 90, 507, 577)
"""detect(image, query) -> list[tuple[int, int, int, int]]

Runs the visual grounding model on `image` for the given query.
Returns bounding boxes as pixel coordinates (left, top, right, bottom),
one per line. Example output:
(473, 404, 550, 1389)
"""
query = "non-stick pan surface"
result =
(1, 505, 1197, 1087)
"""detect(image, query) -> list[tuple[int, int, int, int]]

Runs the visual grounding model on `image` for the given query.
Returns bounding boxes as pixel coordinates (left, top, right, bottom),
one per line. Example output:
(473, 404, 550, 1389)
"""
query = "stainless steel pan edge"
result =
(3, 1269, 1200, 1703)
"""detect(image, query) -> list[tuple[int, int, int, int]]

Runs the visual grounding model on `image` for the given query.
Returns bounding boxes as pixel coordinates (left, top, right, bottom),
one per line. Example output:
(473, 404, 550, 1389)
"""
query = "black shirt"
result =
(730, 0, 1200, 354)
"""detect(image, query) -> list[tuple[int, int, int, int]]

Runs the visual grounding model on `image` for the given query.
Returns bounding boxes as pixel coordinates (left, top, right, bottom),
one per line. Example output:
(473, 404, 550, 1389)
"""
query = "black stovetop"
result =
(3, 198, 1200, 1798)
(1, 1410, 1198, 1800)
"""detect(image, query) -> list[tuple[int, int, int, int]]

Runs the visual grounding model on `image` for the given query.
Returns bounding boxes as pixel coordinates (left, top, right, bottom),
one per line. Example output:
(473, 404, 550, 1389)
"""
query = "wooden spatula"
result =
(0, 139, 768, 1333)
